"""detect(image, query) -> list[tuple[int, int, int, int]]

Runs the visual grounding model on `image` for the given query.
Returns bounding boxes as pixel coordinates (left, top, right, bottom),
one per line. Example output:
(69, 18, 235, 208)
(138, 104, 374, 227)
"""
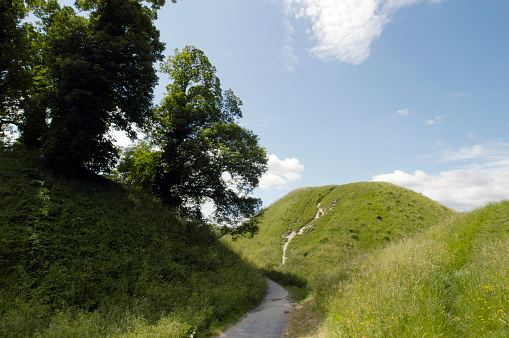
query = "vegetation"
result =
(319, 201, 509, 337)
(1, 0, 175, 171)
(3, 0, 266, 225)
(2, 2, 268, 336)
(117, 46, 267, 224)
(225, 183, 509, 337)
(0, 0, 36, 144)
(223, 182, 455, 288)
(0, 147, 265, 337)
(4, 4, 508, 336)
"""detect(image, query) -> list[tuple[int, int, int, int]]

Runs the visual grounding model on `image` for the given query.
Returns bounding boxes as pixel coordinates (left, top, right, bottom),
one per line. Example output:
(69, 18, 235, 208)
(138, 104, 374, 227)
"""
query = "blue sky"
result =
(115, 0, 509, 211)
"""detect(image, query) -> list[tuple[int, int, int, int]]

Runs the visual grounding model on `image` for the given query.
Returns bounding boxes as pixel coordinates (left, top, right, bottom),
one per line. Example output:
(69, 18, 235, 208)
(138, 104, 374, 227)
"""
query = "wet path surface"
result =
(219, 280, 293, 337)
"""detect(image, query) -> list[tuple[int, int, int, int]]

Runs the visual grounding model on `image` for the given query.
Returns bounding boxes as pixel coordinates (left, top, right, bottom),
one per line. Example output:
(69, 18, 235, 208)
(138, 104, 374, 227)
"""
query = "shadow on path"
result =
(219, 279, 293, 337)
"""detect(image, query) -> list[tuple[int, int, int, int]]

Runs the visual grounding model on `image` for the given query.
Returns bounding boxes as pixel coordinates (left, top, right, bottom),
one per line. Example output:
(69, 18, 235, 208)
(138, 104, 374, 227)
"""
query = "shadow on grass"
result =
(264, 269, 307, 289)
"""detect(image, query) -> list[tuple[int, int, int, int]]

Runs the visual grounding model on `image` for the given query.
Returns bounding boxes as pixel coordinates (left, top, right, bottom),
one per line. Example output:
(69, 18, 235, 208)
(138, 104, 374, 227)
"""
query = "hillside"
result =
(223, 182, 456, 288)
(224, 182, 509, 337)
(319, 200, 509, 336)
(0, 147, 265, 337)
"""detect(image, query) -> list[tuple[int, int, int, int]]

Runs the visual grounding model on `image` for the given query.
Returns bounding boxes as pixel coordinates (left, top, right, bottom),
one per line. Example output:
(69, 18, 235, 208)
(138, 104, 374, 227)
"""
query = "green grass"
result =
(0, 146, 266, 337)
(6, 145, 507, 337)
(223, 182, 455, 289)
(319, 201, 509, 337)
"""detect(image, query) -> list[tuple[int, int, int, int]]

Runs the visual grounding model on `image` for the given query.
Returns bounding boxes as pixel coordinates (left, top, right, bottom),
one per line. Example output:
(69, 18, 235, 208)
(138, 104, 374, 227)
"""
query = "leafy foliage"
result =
(1, 0, 172, 172)
(118, 46, 268, 225)
(0, 0, 36, 144)
(37, 0, 165, 172)
(0, 147, 265, 337)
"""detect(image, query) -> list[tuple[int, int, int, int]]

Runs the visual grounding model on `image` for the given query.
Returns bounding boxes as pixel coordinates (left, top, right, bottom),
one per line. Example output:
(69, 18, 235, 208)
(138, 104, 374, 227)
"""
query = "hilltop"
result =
(0, 147, 265, 337)
(223, 182, 455, 288)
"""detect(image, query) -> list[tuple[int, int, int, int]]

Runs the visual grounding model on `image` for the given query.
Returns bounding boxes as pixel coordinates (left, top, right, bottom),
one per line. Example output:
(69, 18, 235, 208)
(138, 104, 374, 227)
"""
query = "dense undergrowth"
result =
(0, 146, 265, 337)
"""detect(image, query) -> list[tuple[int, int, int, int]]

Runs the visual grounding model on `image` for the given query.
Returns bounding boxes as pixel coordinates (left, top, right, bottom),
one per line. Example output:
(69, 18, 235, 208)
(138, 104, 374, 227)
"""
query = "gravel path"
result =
(219, 280, 293, 337)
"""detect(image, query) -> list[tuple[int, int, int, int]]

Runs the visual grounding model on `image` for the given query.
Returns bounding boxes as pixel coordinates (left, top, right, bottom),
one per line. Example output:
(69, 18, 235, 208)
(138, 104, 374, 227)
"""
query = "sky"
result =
(114, 0, 509, 212)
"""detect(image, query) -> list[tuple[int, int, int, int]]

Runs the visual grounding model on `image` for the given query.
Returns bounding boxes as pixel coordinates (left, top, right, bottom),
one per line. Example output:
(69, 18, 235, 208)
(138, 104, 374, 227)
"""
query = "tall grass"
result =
(318, 202, 509, 337)
(1, 307, 193, 338)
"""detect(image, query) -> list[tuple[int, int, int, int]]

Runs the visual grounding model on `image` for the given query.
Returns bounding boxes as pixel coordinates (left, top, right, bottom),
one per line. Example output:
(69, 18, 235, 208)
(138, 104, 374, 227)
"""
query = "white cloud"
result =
(396, 108, 410, 116)
(281, 45, 300, 72)
(372, 142, 509, 211)
(282, 0, 442, 64)
(111, 128, 144, 148)
(259, 154, 305, 189)
(111, 130, 133, 148)
(439, 144, 488, 162)
(450, 92, 471, 98)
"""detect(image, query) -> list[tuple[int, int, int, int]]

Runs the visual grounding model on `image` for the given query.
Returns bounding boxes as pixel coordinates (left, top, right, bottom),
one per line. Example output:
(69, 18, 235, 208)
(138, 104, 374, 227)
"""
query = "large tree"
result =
(1, 0, 176, 171)
(38, 0, 169, 172)
(0, 0, 34, 144)
(120, 46, 268, 224)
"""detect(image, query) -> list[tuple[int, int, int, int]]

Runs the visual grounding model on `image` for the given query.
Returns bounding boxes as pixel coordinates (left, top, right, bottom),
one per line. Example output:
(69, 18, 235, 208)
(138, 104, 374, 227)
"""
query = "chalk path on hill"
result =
(218, 279, 293, 337)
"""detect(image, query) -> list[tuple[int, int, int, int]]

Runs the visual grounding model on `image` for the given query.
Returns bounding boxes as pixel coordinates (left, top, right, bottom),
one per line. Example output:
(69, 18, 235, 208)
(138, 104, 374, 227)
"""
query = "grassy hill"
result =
(224, 183, 509, 337)
(0, 147, 265, 337)
(6, 145, 507, 337)
(223, 182, 455, 288)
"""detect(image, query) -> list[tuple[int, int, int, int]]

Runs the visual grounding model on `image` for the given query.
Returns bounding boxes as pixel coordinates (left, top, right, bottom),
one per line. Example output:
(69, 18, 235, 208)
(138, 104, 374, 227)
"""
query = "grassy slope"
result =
(321, 201, 509, 337)
(223, 182, 455, 288)
(0, 147, 265, 337)
(225, 182, 509, 337)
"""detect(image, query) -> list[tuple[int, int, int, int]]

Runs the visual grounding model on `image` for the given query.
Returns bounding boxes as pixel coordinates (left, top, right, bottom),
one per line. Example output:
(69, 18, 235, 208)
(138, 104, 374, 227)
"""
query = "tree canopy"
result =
(119, 46, 268, 224)
(40, 0, 167, 172)
(0, 0, 33, 143)
(2, 2, 268, 227)
(1, 0, 173, 172)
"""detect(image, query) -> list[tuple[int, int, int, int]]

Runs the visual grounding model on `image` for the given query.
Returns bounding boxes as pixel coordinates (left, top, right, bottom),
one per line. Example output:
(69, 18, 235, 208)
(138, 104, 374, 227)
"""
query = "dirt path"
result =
(219, 280, 293, 337)
(279, 202, 324, 267)
(279, 230, 297, 267)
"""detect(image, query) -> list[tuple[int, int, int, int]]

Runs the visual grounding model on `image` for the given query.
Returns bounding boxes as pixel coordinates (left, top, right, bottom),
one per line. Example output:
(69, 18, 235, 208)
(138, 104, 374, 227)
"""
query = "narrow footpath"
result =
(279, 202, 325, 267)
(219, 280, 293, 337)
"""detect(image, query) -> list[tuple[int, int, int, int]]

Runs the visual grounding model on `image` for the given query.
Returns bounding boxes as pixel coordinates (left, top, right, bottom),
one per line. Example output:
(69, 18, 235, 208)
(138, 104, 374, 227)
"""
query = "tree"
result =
(0, 0, 178, 169)
(121, 46, 268, 224)
(116, 140, 158, 191)
(35, 0, 168, 173)
(0, 0, 33, 144)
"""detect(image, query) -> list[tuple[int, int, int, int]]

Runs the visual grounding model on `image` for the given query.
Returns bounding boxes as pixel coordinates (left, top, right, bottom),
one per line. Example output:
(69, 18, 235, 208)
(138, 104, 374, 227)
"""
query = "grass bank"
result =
(0, 146, 265, 337)
(319, 201, 509, 337)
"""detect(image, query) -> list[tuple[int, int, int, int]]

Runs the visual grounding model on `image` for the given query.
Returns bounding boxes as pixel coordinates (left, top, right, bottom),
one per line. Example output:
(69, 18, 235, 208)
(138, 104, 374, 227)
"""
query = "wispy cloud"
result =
(282, 0, 443, 64)
(450, 92, 471, 98)
(259, 154, 305, 189)
(280, 17, 299, 72)
(425, 115, 445, 125)
(372, 142, 509, 211)
(438, 142, 509, 165)
(391, 108, 412, 117)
